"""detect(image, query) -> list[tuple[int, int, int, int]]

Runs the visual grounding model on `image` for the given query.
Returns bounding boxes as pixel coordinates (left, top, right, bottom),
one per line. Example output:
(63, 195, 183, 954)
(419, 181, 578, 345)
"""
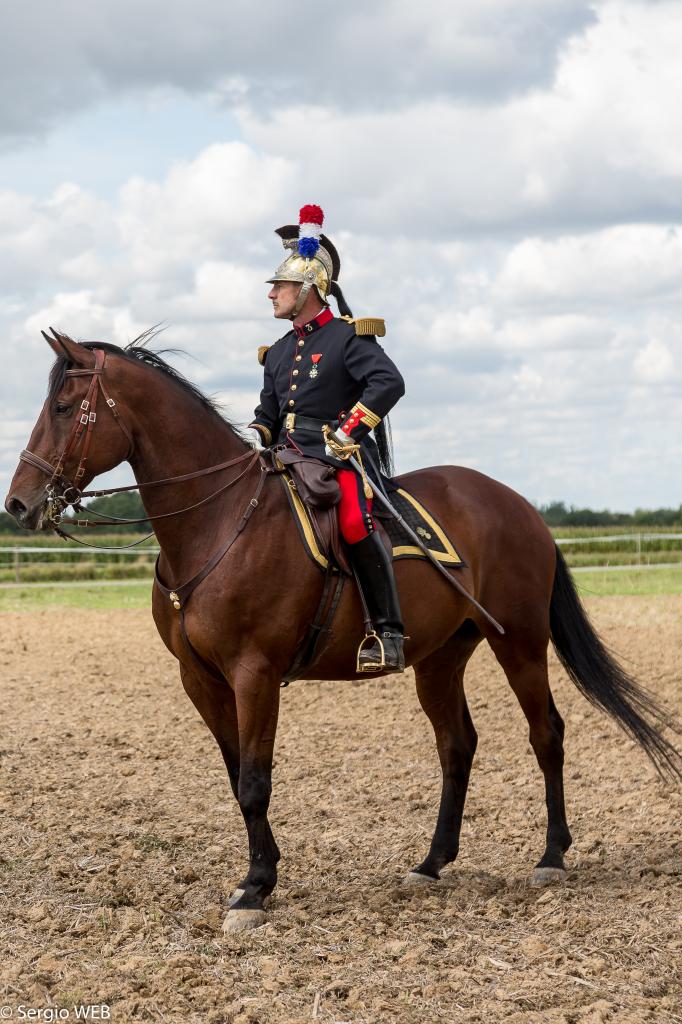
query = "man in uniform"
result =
(248, 205, 406, 671)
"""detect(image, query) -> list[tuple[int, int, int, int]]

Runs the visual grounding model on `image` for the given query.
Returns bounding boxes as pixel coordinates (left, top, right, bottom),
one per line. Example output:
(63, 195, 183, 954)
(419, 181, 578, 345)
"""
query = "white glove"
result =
(324, 428, 357, 460)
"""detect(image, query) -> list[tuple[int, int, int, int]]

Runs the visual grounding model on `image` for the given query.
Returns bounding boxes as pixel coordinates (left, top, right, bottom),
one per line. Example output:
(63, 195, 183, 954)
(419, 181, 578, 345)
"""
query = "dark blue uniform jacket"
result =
(249, 310, 405, 467)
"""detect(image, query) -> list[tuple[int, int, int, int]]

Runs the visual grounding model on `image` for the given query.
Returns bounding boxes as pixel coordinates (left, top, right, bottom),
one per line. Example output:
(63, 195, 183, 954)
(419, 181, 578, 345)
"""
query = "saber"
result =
(346, 453, 505, 636)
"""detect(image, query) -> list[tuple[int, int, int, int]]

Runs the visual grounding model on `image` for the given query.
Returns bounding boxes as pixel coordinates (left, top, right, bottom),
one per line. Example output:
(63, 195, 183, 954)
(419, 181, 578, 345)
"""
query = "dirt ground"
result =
(0, 596, 680, 1024)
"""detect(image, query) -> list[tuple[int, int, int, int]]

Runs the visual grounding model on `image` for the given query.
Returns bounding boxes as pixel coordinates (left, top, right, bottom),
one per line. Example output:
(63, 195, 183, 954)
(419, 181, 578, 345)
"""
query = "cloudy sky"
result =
(1, 0, 680, 510)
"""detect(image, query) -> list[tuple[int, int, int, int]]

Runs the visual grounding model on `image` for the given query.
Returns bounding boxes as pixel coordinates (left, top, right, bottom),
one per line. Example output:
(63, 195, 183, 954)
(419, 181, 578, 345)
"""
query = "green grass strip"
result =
(1, 564, 680, 610)
(574, 566, 682, 597)
(0, 580, 153, 610)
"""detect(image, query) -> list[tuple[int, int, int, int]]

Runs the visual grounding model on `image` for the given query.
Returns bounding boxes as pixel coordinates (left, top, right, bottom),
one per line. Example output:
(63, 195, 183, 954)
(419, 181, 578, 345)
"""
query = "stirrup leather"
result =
(356, 631, 386, 672)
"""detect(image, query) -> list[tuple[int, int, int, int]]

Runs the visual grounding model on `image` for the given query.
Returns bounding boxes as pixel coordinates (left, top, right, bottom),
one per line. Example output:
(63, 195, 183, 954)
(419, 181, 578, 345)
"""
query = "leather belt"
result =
(284, 413, 337, 433)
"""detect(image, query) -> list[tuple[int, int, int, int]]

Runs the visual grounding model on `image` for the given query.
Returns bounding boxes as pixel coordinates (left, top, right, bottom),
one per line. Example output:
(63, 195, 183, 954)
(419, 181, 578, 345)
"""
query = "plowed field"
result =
(1, 596, 680, 1023)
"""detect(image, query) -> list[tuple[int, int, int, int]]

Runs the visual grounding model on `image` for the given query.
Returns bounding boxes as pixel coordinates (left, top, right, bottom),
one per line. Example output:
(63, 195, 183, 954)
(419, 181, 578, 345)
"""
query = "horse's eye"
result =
(55, 403, 73, 416)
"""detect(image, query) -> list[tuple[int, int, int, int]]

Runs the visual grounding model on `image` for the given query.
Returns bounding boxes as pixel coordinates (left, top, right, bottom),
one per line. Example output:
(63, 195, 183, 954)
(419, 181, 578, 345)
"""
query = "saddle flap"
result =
(275, 450, 341, 509)
(280, 473, 351, 575)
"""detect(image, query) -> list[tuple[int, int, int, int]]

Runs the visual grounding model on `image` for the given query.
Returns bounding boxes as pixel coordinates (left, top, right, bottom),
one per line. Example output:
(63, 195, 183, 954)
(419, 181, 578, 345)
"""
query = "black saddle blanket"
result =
(281, 473, 464, 572)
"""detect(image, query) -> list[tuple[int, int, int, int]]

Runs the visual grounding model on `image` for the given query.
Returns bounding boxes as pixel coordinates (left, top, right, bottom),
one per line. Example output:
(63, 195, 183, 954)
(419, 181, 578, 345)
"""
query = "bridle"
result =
(19, 347, 260, 535)
(20, 349, 132, 525)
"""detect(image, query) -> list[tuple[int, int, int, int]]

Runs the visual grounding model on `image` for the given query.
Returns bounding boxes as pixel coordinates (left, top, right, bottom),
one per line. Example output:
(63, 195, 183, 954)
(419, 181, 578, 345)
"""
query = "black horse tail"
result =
(550, 545, 682, 781)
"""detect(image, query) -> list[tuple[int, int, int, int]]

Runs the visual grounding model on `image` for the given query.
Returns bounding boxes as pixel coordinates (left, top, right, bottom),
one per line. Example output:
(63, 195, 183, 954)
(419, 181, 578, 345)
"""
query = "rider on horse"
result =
(249, 205, 406, 672)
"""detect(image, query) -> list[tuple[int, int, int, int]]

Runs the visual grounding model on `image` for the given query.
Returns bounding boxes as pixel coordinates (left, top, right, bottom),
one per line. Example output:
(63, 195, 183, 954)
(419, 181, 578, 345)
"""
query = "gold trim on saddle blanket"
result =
(280, 475, 463, 570)
(391, 488, 462, 565)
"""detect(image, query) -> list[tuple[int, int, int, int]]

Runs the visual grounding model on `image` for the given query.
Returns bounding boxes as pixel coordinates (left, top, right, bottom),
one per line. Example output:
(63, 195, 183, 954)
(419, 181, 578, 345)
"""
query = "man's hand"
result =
(323, 427, 360, 461)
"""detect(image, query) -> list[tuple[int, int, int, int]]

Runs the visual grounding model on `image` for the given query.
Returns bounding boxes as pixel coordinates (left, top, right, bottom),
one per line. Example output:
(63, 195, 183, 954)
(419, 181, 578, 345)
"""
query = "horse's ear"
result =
(41, 329, 66, 358)
(41, 328, 94, 367)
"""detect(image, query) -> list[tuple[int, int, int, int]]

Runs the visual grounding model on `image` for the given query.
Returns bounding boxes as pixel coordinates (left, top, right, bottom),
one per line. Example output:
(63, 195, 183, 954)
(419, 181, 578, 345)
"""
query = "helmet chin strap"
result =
(290, 264, 328, 320)
(290, 279, 314, 319)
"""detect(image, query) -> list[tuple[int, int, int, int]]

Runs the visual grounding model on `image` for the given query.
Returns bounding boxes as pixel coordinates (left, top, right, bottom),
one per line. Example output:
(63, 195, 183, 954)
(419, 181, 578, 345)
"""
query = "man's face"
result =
(268, 281, 301, 319)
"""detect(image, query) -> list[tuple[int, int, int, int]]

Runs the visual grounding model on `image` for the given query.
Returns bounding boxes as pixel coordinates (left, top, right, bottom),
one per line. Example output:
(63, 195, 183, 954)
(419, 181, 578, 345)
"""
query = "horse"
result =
(5, 331, 680, 933)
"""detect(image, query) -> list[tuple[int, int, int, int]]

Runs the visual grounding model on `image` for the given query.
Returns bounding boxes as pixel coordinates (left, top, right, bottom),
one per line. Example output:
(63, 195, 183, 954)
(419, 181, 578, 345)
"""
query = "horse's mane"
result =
(47, 329, 254, 446)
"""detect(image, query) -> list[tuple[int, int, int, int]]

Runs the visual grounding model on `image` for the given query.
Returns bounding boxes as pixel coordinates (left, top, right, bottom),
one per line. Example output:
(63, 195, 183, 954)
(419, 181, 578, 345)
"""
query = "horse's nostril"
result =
(5, 496, 28, 522)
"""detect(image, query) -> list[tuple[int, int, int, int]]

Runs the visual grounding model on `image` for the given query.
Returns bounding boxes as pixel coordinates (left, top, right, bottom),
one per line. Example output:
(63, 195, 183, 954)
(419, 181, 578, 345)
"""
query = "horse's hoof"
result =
(531, 866, 567, 887)
(228, 888, 271, 910)
(223, 908, 268, 933)
(403, 870, 440, 887)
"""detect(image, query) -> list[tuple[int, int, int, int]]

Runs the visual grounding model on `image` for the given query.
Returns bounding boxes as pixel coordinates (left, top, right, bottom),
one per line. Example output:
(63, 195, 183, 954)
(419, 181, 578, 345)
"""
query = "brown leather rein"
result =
(20, 347, 262, 540)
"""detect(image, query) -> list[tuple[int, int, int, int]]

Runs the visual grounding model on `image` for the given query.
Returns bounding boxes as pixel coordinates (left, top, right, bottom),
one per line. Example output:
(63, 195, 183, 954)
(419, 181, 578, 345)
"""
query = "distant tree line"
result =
(536, 501, 682, 527)
(1, 494, 680, 534)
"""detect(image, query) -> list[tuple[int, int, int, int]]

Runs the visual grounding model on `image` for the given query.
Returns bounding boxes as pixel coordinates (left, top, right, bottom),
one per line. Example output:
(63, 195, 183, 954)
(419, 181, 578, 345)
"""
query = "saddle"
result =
(271, 449, 352, 575)
(270, 448, 464, 575)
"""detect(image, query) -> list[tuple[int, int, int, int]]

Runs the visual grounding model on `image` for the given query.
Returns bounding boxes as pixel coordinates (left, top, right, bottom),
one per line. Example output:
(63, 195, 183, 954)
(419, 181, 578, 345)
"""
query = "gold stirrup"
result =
(356, 631, 386, 673)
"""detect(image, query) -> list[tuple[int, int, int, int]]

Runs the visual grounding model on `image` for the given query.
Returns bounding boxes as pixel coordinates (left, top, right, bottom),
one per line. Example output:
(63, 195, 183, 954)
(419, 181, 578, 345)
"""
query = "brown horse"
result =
(5, 332, 681, 932)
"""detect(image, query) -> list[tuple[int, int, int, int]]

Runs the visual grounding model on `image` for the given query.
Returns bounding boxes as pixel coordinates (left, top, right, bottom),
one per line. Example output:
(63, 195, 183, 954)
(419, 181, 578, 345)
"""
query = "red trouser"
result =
(337, 468, 375, 544)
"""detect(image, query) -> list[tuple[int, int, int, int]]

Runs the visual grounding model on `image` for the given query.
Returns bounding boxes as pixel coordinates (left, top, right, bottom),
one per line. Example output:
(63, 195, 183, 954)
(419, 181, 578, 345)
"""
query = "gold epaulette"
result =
(257, 345, 271, 366)
(340, 315, 386, 338)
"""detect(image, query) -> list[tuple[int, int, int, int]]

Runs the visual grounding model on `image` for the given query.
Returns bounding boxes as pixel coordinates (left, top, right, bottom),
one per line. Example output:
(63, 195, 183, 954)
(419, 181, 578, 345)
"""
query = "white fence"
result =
(0, 545, 159, 583)
(556, 533, 682, 545)
(555, 533, 682, 567)
(1, 534, 681, 585)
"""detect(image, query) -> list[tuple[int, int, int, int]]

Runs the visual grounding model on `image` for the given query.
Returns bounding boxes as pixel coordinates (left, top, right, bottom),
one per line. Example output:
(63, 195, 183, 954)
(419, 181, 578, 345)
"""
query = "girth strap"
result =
(282, 566, 345, 685)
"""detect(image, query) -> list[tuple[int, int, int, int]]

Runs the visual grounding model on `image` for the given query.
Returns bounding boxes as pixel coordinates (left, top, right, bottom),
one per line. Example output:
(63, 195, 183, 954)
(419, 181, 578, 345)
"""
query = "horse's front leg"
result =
(180, 660, 281, 931)
(179, 665, 244, 886)
(223, 660, 282, 932)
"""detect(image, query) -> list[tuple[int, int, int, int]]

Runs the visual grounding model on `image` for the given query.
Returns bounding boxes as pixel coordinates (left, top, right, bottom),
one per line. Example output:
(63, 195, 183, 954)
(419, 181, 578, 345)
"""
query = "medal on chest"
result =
(309, 353, 322, 379)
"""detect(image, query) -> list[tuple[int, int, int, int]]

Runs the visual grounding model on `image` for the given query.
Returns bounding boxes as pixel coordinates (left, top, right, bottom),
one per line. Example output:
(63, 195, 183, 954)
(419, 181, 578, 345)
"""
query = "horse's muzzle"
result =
(4, 492, 46, 531)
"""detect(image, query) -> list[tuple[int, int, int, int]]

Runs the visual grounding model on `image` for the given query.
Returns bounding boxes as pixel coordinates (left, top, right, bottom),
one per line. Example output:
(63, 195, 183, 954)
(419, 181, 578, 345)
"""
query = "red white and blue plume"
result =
(297, 204, 324, 259)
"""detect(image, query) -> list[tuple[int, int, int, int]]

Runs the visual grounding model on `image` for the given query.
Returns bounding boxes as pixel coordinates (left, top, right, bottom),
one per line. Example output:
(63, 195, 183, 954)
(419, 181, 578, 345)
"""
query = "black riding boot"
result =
(348, 532, 405, 672)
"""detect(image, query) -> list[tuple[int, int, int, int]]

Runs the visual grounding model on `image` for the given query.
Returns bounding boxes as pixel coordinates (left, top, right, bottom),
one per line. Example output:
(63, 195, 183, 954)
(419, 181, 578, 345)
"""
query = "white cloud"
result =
(167, 262, 264, 322)
(633, 337, 675, 383)
(236, 3, 682, 236)
(494, 226, 682, 308)
(3, 1, 682, 512)
(0, 1, 594, 142)
(24, 292, 144, 346)
(0, 184, 112, 294)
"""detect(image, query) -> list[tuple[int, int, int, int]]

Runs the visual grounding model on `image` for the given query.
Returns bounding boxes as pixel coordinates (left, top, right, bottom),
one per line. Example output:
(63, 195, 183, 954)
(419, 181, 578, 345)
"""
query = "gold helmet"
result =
(266, 204, 351, 318)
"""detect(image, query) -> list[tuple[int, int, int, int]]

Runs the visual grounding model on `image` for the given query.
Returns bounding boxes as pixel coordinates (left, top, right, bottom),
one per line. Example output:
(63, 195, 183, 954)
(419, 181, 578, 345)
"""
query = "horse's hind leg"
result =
(490, 636, 572, 884)
(407, 623, 481, 884)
